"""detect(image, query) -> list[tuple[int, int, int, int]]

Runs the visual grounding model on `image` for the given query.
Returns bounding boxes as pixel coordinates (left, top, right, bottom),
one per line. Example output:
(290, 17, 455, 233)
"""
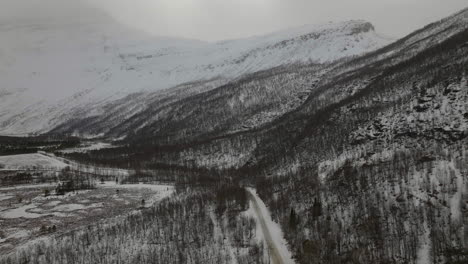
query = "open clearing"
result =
(0, 181, 173, 254)
(0, 154, 68, 171)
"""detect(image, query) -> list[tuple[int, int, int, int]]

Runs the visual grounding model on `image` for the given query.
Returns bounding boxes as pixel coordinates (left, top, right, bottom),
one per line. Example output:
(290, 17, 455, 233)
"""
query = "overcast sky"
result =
(2, 0, 468, 41)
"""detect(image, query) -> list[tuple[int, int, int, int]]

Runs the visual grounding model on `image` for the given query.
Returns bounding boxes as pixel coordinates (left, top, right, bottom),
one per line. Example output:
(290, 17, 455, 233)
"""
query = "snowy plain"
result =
(0, 154, 68, 171)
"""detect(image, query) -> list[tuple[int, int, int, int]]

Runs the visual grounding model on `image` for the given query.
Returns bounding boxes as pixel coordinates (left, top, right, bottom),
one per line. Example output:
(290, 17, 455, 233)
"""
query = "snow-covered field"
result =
(59, 142, 116, 153)
(0, 181, 174, 254)
(0, 154, 68, 171)
(0, 152, 133, 179)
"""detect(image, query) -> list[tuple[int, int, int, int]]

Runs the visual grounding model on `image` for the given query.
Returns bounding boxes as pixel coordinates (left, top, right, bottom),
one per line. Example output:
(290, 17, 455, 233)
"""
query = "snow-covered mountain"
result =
(0, 6, 391, 135)
(1, 4, 468, 264)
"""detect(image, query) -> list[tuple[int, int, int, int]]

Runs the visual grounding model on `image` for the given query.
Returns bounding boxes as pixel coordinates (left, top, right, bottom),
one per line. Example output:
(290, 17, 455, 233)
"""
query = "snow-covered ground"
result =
(40, 152, 133, 177)
(0, 152, 135, 186)
(0, 183, 173, 219)
(0, 204, 44, 219)
(0, 181, 174, 254)
(209, 210, 238, 264)
(246, 188, 295, 264)
(0, 183, 56, 191)
(416, 221, 432, 264)
(0, 154, 68, 171)
(242, 200, 266, 244)
(0, 193, 13, 201)
(58, 142, 116, 153)
(100, 182, 174, 206)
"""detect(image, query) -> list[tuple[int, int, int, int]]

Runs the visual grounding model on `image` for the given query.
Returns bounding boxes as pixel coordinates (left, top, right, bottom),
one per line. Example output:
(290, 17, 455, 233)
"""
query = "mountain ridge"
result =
(0, 15, 390, 135)
(1, 5, 467, 264)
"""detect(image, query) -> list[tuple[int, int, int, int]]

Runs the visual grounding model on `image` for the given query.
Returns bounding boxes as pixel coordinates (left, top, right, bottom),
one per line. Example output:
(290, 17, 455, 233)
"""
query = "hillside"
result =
(54, 7, 468, 264)
(0, 8, 390, 135)
(2, 3, 468, 264)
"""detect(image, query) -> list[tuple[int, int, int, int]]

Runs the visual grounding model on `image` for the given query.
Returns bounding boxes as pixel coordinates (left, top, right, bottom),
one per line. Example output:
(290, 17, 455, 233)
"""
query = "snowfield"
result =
(39, 152, 133, 177)
(0, 181, 174, 254)
(0, 154, 68, 171)
(58, 142, 116, 153)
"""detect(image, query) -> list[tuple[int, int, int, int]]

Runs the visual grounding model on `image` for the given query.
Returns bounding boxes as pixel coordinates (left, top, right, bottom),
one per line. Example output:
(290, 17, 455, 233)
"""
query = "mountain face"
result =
(55, 7, 468, 264)
(0, 11, 389, 135)
(237, 9, 468, 264)
(51, 7, 468, 149)
(2, 3, 468, 264)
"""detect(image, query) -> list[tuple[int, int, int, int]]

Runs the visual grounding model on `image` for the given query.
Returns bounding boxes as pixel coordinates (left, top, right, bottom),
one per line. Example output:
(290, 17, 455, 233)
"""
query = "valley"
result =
(0, 147, 290, 264)
(1, 3, 468, 264)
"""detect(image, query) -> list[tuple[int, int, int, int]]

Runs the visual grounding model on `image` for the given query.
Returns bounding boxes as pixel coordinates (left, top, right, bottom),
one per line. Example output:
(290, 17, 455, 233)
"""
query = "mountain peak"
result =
(348, 21, 375, 34)
(0, 17, 391, 135)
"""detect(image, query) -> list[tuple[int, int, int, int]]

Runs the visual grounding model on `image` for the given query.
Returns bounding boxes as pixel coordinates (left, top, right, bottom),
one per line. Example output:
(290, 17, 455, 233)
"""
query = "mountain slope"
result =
(54, 7, 468, 168)
(0, 9, 390, 135)
(55, 8, 468, 264)
(248, 9, 468, 264)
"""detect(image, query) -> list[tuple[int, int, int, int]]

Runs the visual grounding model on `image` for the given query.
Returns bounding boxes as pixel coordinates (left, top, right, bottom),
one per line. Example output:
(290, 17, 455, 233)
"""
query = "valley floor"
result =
(0, 152, 296, 264)
(0, 181, 173, 255)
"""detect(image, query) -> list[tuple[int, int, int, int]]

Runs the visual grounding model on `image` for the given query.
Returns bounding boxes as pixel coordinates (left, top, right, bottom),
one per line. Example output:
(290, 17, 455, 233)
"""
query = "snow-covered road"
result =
(246, 188, 295, 264)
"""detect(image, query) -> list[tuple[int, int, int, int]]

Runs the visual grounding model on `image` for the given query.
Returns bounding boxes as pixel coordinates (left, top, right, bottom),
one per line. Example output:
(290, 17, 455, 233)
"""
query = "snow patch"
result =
(0, 194, 13, 201)
(59, 142, 116, 153)
(448, 161, 464, 221)
(0, 204, 43, 219)
(50, 203, 103, 212)
(101, 182, 174, 205)
(416, 222, 432, 264)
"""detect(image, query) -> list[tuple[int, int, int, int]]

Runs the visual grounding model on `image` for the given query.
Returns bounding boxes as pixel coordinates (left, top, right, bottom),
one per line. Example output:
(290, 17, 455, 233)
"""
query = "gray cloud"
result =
(1, 0, 467, 41)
